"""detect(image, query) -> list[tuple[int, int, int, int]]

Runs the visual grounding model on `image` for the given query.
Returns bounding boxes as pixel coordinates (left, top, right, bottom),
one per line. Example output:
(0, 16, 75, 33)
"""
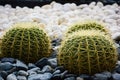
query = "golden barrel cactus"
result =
(57, 30, 117, 75)
(1, 22, 51, 63)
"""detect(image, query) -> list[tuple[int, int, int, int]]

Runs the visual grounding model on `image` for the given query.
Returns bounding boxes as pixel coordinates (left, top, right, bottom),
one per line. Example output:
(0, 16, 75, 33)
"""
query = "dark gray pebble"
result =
(116, 66, 120, 73)
(7, 74, 17, 80)
(42, 65, 53, 73)
(64, 74, 77, 78)
(27, 67, 40, 75)
(50, 50, 57, 58)
(1, 58, 16, 64)
(7, 67, 16, 74)
(51, 74, 62, 80)
(15, 60, 28, 71)
(112, 73, 120, 80)
(76, 77, 84, 80)
(0, 62, 14, 71)
(94, 73, 108, 80)
(28, 63, 36, 69)
(48, 58, 57, 68)
(0, 76, 4, 80)
(102, 71, 111, 78)
(52, 38, 61, 46)
(53, 70, 61, 75)
(0, 71, 8, 79)
(18, 70, 28, 76)
(61, 70, 68, 78)
(28, 72, 52, 80)
(55, 66, 65, 73)
(79, 74, 92, 80)
(35, 57, 49, 68)
(64, 77, 76, 80)
(28, 71, 37, 75)
(117, 47, 120, 60)
(28, 67, 40, 73)
(17, 75, 27, 80)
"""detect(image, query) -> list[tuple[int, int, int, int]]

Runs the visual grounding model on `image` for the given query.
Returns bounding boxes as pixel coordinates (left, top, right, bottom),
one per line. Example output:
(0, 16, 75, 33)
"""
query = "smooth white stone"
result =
(42, 5, 52, 9)
(63, 3, 77, 11)
(4, 4, 12, 8)
(70, 3, 77, 10)
(112, 32, 120, 40)
(89, 2, 96, 9)
(34, 6, 41, 10)
(112, 3, 119, 8)
(117, 19, 120, 24)
(63, 3, 71, 11)
(78, 4, 88, 9)
(50, 1, 56, 6)
(52, 3, 63, 10)
(109, 14, 120, 20)
(58, 17, 68, 25)
(96, 2, 103, 8)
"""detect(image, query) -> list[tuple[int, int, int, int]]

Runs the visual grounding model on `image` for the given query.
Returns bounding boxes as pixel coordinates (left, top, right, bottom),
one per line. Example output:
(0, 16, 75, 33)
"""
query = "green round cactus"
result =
(1, 22, 51, 63)
(57, 30, 117, 75)
(66, 20, 110, 36)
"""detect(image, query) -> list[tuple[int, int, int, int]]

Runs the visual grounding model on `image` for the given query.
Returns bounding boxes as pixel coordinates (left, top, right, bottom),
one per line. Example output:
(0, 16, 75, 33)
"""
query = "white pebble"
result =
(97, 2, 103, 8)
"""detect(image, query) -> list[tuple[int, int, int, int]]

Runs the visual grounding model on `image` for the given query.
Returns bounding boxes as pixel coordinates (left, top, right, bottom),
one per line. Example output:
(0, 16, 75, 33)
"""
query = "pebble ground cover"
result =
(0, 1, 120, 80)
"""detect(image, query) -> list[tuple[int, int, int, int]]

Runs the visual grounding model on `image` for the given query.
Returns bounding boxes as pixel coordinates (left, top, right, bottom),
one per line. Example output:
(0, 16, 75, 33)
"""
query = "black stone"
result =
(0, 71, 8, 79)
(18, 70, 28, 77)
(106, 0, 116, 3)
(50, 74, 62, 80)
(7, 73, 17, 80)
(102, 71, 112, 79)
(50, 50, 58, 58)
(64, 77, 76, 80)
(112, 73, 120, 80)
(118, 41, 120, 44)
(27, 67, 40, 73)
(0, 76, 4, 80)
(48, 58, 57, 68)
(35, 57, 49, 69)
(61, 70, 68, 79)
(79, 74, 92, 80)
(28, 73, 52, 80)
(117, 47, 120, 60)
(42, 65, 53, 73)
(94, 73, 108, 80)
(15, 60, 28, 71)
(116, 66, 120, 73)
(55, 66, 65, 73)
(52, 38, 61, 46)
(1, 58, 16, 64)
(0, 62, 14, 71)
(28, 63, 37, 69)
(17, 75, 27, 80)
(64, 74, 77, 78)
(53, 70, 61, 75)
(6, 67, 17, 74)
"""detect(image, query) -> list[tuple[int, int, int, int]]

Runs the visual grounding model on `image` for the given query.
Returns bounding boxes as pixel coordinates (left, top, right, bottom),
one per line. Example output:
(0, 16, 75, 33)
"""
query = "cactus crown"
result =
(58, 30, 117, 75)
(1, 22, 51, 63)
(66, 20, 109, 36)
(64, 30, 112, 44)
(10, 22, 44, 29)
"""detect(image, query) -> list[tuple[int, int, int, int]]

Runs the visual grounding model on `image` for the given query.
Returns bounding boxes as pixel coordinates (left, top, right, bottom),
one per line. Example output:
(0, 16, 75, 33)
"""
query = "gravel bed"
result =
(0, 1, 120, 80)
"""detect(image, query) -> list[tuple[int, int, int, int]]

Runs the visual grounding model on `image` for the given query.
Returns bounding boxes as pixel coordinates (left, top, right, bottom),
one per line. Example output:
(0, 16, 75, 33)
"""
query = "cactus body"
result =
(58, 30, 117, 75)
(1, 22, 51, 63)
